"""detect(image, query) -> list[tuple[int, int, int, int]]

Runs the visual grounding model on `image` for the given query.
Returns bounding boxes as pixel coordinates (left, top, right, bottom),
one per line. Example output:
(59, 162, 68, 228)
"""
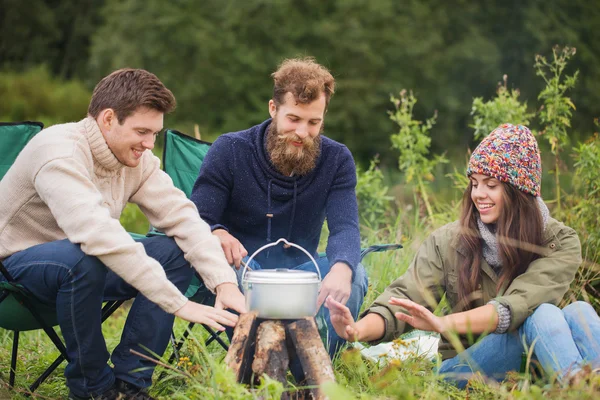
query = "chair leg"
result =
(21, 325, 70, 394)
(167, 322, 196, 365)
(1, 282, 125, 393)
(159, 322, 197, 381)
(9, 331, 19, 387)
(38, 325, 68, 359)
(28, 354, 66, 393)
(13, 293, 69, 360)
(27, 301, 125, 393)
(101, 300, 124, 322)
(202, 324, 229, 350)
(168, 332, 180, 362)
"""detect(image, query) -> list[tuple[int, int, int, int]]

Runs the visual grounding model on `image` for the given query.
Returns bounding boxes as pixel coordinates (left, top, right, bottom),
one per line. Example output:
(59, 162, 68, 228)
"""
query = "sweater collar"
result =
(83, 117, 124, 176)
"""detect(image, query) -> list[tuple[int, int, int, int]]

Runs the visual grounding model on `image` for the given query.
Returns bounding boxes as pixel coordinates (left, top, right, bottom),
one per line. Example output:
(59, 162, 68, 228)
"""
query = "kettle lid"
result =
(244, 268, 319, 284)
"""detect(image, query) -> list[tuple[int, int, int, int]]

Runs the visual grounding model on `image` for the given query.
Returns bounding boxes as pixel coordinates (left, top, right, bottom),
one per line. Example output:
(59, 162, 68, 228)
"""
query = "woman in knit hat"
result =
(327, 123, 600, 386)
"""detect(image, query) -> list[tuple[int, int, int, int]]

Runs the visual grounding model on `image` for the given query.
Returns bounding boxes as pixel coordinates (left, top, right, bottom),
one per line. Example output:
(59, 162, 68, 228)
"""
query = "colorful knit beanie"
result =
(467, 123, 541, 196)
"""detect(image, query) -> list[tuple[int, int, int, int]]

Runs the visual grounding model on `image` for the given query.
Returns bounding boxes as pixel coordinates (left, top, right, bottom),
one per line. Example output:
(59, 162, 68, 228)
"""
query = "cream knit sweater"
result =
(0, 117, 237, 313)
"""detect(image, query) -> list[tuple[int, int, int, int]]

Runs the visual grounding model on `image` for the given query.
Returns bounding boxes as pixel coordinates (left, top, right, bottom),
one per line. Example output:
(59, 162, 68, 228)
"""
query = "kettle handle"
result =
(241, 238, 322, 284)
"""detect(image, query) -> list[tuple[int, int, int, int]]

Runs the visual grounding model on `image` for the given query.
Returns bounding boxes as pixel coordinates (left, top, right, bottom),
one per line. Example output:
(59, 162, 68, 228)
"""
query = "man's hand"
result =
(316, 262, 353, 311)
(174, 300, 239, 331)
(213, 229, 248, 269)
(325, 296, 359, 341)
(389, 297, 446, 333)
(215, 282, 247, 314)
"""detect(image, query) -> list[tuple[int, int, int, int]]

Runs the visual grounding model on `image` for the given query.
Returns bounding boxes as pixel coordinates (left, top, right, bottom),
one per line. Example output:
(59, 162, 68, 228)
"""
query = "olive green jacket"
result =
(363, 217, 582, 359)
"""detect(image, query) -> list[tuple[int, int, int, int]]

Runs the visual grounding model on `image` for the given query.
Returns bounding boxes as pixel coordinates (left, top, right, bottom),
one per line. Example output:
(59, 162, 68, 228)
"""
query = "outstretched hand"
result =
(174, 300, 239, 331)
(215, 282, 247, 314)
(325, 296, 360, 342)
(389, 297, 446, 333)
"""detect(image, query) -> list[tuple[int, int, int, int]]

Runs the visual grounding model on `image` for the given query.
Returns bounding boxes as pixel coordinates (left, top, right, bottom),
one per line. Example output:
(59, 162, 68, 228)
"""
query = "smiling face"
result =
(469, 173, 505, 224)
(266, 92, 326, 176)
(97, 106, 163, 168)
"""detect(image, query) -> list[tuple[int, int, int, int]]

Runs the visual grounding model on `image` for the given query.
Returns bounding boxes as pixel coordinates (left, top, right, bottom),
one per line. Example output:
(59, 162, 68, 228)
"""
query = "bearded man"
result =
(190, 57, 367, 357)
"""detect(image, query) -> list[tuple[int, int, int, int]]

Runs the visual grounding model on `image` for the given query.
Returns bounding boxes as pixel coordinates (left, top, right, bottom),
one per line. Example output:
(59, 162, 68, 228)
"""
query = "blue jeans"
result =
(235, 256, 369, 359)
(439, 302, 600, 388)
(1, 236, 194, 398)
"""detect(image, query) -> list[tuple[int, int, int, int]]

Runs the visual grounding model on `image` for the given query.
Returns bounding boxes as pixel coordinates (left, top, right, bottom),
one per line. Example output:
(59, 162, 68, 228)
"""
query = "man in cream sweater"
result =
(0, 69, 245, 400)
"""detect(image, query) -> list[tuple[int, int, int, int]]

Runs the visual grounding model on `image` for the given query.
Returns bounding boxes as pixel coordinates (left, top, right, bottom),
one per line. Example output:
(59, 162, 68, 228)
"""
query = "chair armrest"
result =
(317, 243, 403, 264)
(360, 243, 403, 261)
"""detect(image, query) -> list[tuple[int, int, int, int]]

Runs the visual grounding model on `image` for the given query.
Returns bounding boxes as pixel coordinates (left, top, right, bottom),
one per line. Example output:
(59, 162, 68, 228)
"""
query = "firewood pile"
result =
(224, 311, 335, 400)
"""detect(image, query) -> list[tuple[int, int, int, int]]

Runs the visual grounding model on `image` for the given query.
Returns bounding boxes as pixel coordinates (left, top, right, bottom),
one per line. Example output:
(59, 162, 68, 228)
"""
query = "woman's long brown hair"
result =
(457, 181, 544, 309)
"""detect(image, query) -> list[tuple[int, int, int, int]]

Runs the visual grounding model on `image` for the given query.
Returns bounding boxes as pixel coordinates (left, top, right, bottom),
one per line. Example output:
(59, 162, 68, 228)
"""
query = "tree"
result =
(0, 0, 105, 79)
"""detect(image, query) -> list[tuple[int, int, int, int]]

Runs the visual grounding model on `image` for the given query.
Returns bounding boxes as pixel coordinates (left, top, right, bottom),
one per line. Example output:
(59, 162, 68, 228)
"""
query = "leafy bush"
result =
(0, 66, 90, 125)
(570, 131, 600, 253)
(470, 74, 535, 140)
(560, 130, 600, 308)
(356, 156, 393, 231)
(389, 90, 447, 223)
(534, 46, 579, 211)
(2, 45, 600, 398)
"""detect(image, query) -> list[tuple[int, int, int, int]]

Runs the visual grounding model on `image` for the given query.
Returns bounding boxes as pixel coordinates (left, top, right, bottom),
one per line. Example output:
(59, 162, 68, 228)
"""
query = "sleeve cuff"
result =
(210, 224, 229, 232)
(494, 295, 528, 331)
(488, 300, 511, 334)
(330, 258, 359, 285)
(360, 306, 405, 344)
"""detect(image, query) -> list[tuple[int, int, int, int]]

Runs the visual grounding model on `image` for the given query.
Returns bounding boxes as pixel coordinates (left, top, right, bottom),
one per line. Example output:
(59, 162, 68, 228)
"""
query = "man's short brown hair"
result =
(88, 68, 176, 122)
(271, 57, 335, 108)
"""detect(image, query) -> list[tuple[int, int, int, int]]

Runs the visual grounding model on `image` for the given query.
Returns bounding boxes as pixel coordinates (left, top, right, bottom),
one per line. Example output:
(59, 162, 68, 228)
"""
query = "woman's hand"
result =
(325, 296, 360, 342)
(389, 297, 447, 333)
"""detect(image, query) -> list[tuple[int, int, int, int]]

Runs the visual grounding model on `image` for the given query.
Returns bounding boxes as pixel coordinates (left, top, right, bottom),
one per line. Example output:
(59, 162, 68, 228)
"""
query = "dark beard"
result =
(266, 119, 322, 176)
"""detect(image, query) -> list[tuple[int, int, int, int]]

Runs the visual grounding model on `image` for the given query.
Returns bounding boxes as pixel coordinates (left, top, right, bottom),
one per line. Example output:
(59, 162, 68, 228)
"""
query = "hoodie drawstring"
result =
(265, 178, 298, 255)
(266, 179, 274, 243)
(287, 179, 298, 241)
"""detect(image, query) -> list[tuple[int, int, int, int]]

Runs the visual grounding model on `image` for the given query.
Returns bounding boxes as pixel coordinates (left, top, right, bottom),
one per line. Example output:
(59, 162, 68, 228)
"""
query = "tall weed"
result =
(534, 46, 579, 212)
(470, 75, 535, 140)
(389, 90, 448, 223)
(356, 156, 394, 232)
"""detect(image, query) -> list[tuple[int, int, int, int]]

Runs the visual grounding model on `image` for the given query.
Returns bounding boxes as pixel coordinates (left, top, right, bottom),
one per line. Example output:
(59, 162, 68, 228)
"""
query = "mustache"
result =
(276, 133, 316, 147)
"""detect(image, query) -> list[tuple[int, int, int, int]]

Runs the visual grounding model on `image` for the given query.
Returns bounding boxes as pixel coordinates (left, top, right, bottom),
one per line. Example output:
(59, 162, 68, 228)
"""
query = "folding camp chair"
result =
(0, 122, 125, 393)
(158, 129, 403, 364)
(155, 130, 230, 359)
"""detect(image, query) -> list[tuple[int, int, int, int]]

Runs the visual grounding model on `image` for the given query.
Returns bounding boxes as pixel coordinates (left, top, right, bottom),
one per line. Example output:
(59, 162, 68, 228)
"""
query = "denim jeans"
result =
(235, 256, 369, 359)
(1, 236, 194, 398)
(439, 301, 600, 388)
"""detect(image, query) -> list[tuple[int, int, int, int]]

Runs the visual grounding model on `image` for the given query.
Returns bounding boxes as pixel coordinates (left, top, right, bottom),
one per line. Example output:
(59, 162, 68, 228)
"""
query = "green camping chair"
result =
(0, 122, 125, 393)
(0, 121, 42, 177)
(157, 129, 230, 359)
(159, 129, 403, 364)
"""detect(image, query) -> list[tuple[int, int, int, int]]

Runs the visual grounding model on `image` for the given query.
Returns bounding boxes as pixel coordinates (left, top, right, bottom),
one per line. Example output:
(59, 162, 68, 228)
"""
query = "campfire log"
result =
(286, 318, 335, 400)
(252, 320, 289, 398)
(224, 311, 259, 383)
(225, 314, 335, 400)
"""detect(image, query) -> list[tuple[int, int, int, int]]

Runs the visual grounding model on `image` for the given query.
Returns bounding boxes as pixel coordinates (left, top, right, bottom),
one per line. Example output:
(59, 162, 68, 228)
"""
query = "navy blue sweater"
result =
(190, 119, 360, 272)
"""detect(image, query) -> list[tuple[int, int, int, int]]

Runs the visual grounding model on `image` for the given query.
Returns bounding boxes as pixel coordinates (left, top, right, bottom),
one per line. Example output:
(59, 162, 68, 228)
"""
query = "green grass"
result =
(1, 180, 599, 399)
(2, 219, 599, 399)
